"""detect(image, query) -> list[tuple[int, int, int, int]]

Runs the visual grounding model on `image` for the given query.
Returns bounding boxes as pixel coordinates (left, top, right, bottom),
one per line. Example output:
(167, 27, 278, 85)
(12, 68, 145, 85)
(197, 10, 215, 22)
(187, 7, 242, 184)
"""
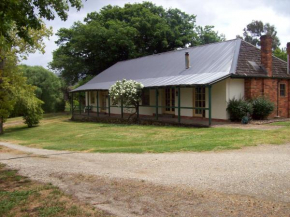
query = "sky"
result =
(21, 0, 290, 69)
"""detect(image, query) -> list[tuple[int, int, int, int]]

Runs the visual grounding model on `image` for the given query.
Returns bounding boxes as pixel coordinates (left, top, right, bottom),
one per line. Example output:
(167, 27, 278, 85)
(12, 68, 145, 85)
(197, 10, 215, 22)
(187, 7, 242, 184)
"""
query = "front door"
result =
(164, 88, 175, 114)
(194, 87, 206, 117)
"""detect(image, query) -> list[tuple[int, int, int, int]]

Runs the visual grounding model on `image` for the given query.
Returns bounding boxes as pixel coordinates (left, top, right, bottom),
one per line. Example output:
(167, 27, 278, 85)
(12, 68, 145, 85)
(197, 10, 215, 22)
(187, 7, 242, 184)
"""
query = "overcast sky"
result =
(21, 0, 290, 69)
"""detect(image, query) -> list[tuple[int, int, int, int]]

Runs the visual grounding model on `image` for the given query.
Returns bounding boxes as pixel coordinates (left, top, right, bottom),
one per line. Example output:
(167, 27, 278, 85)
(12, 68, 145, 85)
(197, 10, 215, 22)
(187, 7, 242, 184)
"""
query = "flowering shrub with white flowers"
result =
(109, 79, 144, 118)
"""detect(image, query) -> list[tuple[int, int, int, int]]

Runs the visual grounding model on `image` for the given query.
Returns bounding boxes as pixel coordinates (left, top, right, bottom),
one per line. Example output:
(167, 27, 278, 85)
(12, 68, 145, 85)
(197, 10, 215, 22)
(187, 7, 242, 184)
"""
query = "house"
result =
(72, 36, 290, 126)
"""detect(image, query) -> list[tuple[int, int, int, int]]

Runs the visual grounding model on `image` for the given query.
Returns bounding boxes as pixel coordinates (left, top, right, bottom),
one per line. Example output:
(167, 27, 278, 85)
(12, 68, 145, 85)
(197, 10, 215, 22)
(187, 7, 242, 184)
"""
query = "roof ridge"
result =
(117, 38, 240, 64)
(230, 39, 242, 74)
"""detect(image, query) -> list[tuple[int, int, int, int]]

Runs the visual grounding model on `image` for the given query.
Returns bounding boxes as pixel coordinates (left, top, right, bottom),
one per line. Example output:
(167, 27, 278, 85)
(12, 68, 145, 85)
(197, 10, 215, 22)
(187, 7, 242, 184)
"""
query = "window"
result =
(90, 92, 95, 104)
(165, 88, 175, 112)
(280, 84, 286, 97)
(141, 89, 150, 106)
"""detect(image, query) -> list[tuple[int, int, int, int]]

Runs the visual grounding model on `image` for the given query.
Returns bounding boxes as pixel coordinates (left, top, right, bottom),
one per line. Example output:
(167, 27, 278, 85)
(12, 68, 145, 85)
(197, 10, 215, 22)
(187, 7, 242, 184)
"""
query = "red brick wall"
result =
(244, 78, 289, 118)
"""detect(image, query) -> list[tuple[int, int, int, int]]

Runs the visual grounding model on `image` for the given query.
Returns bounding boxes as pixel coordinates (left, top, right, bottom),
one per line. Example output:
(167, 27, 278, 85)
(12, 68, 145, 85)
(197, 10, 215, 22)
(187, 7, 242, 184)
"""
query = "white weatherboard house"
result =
(71, 37, 290, 126)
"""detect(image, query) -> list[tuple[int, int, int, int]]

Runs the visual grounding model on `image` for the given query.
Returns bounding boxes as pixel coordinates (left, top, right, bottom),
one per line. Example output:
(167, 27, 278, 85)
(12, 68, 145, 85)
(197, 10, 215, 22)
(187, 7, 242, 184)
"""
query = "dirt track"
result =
(1, 142, 290, 216)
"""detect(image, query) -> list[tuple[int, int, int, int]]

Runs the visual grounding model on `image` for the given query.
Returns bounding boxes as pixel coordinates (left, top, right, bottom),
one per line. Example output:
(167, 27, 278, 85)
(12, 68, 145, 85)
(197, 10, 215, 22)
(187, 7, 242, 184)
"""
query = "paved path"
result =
(1, 142, 290, 216)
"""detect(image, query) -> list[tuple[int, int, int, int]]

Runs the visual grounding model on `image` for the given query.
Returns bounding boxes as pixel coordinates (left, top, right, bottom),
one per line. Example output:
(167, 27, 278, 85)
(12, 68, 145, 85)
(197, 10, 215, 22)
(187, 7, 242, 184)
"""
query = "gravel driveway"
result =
(1, 142, 290, 216)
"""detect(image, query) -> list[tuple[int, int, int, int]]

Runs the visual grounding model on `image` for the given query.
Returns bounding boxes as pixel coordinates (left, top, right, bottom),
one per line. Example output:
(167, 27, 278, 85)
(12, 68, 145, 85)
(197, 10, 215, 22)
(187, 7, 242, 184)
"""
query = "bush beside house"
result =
(227, 97, 275, 122)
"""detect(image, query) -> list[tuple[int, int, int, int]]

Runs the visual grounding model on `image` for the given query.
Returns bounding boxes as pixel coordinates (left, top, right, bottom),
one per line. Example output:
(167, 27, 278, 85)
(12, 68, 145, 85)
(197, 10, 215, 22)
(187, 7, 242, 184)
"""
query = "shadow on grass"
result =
(2, 126, 32, 134)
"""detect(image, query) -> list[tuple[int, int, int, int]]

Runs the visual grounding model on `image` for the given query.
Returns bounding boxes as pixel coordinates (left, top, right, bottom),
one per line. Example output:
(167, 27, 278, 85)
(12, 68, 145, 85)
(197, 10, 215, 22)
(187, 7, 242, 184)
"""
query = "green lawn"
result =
(0, 114, 290, 153)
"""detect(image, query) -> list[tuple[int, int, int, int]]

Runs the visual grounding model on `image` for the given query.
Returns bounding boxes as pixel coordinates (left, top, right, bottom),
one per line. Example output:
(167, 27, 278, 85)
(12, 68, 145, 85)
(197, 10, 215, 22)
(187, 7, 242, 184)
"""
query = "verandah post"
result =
(137, 103, 139, 119)
(155, 88, 158, 120)
(97, 90, 99, 117)
(71, 92, 74, 115)
(87, 91, 90, 116)
(108, 94, 111, 117)
(208, 85, 212, 126)
(121, 97, 124, 118)
(178, 86, 181, 124)
(79, 92, 81, 115)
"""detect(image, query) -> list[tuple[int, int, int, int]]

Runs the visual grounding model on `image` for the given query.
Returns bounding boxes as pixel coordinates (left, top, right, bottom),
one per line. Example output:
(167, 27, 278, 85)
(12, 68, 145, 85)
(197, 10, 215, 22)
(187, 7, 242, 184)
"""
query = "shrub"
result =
(23, 98, 43, 128)
(226, 98, 253, 121)
(251, 97, 275, 120)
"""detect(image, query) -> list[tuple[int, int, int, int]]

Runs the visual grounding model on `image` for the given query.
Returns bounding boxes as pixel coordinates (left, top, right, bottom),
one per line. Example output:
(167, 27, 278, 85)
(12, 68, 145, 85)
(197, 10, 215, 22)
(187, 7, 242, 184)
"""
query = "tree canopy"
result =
(237, 20, 280, 50)
(0, 0, 83, 46)
(237, 20, 288, 62)
(0, 0, 84, 134)
(273, 48, 287, 62)
(194, 26, 225, 46)
(50, 2, 225, 85)
(17, 65, 65, 113)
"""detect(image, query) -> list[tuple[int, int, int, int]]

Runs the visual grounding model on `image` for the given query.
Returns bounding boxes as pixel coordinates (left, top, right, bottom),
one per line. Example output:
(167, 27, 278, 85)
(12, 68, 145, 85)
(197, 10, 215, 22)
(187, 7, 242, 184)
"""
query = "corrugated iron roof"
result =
(73, 39, 242, 92)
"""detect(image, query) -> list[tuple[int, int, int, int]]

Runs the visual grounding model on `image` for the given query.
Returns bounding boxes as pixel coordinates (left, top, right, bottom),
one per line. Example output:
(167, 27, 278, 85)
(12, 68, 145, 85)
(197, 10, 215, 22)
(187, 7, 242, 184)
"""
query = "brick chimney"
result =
(287, 42, 290, 74)
(185, 52, 190, 69)
(260, 35, 273, 77)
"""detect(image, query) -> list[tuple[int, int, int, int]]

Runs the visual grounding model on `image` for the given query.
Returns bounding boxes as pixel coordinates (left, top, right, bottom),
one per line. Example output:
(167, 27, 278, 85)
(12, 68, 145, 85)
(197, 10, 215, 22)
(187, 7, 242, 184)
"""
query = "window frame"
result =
(279, 83, 286, 97)
(90, 92, 95, 104)
(141, 89, 150, 106)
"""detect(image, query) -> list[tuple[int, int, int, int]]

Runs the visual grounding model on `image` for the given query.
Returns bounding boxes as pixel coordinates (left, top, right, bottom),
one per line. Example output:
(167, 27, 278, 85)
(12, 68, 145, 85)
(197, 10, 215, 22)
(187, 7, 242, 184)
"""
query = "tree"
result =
(237, 20, 280, 50)
(0, 0, 83, 46)
(193, 26, 226, 46)
(17, 65, 65, 113)
(50, 2, 201, 84)
(0, 51, 43, 133)
(109, 79, 144, 120)
(0, 0, 84, 134)
(0, 25, 51, 134)
(273, 48, 287, 62)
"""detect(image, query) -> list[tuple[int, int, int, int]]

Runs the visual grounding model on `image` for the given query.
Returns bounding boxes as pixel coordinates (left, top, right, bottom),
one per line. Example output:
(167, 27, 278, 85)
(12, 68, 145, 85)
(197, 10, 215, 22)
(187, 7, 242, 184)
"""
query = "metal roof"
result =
(73, 39, 242, 92)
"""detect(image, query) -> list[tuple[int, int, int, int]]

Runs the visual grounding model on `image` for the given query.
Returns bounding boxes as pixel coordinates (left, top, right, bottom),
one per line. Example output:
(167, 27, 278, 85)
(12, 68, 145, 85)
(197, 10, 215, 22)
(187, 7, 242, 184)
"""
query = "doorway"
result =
(164, 88, 175, 114)
(193, 87, 205, 117)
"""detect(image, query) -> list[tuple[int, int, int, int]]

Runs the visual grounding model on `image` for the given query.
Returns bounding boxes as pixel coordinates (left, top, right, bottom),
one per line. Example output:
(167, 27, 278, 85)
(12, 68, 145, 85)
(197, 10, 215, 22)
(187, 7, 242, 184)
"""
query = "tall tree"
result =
(0, 0, 84, 134)
(51, 2, 222, 85)
(51, 3, 226, 85)
(0, 25, 51, 134)
(237, 20, 280, 50)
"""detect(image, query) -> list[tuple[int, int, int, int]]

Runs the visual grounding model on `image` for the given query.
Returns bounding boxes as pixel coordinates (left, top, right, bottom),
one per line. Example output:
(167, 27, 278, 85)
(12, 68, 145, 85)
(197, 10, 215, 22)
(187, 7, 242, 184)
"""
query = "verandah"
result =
(70, 85, 212, 126)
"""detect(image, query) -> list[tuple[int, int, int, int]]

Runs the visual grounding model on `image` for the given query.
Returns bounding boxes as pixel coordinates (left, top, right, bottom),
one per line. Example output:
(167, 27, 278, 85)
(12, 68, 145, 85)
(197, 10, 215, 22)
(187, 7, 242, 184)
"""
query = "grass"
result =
(0, 161, 110, 217)
(0, 113, 290, 153)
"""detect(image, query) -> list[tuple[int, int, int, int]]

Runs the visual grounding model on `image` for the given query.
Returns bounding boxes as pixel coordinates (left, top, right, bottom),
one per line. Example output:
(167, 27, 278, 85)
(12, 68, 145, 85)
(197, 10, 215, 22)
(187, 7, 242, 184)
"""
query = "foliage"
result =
(273, 47, 287, 61)
(193, 25, 226, 46)
(109, 79, 144, 118)
(22, 98, 43, 128)
(251, 97, 275, 120)
(73, 75, 94, 89)
(0, 53, 44, 130)
(0, 0, 82, 46)
(237, 20, 280, 50)
(0, 0, 84, 134)
(226, 98, 253, 122)
(18, 65, 65, 113)
(50, 2, 225, 85)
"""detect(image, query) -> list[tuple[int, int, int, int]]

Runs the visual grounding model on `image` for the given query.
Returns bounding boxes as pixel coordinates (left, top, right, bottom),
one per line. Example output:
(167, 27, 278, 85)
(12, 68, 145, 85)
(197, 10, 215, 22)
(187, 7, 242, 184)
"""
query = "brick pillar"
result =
(260, 35, 273, 77)
(287, 42, 290, 74)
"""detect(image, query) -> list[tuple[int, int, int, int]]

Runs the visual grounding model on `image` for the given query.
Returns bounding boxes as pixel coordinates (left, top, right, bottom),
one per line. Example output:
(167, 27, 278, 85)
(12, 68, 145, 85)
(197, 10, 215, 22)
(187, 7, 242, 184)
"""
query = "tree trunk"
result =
(0, 48, 5, 134)
(0, 118, 3, 135)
